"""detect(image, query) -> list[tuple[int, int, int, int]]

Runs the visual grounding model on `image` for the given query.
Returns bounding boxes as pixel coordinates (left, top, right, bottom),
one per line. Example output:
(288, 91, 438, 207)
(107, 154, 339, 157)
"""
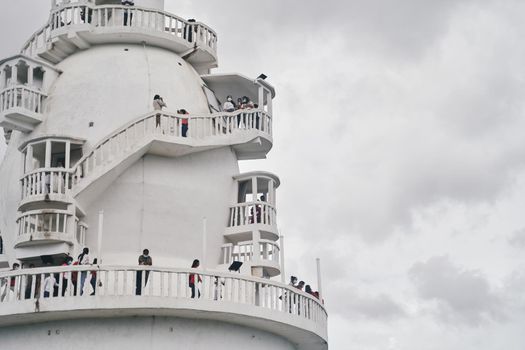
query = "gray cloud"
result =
(508, 229, 525, 248)
(409, 256, 504, 326)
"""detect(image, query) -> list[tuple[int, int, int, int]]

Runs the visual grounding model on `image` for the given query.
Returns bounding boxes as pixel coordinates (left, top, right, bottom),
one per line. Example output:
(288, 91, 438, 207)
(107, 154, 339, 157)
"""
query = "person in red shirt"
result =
(189, 259, 202, 298)
(178, 109, 189, 137)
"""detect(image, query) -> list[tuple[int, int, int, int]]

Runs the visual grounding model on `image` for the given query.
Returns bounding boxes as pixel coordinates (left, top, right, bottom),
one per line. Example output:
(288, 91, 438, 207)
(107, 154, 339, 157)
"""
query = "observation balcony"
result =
(19, 168, 74, 210)
(225, 172, 280, 241)
(21, 3, 218, 72)
(14, 210, 77, 248)
(0, 266, 327, 350)
(0, 55, 61, 133)
(221, 239, 281, 277)
(0, 86, 46, 132)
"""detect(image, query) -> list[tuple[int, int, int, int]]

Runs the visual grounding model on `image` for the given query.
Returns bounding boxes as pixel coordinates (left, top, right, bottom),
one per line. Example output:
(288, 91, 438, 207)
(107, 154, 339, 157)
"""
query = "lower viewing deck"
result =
(0, 266, 327, 350)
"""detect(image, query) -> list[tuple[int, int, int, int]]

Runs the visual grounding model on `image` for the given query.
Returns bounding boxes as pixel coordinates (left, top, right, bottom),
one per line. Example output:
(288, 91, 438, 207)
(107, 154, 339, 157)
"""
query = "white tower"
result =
(0, 1, 328, 349)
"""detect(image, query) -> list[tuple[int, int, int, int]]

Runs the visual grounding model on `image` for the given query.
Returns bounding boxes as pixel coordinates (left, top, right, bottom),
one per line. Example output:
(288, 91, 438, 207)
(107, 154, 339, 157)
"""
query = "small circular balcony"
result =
(221, 239, 281, 277)
(14, 210, 76, 248)
(0, 86, 46, 132)
(19, 168, 74, 210)
(21, 3, 218, 72)
(0, 266, 328, 350)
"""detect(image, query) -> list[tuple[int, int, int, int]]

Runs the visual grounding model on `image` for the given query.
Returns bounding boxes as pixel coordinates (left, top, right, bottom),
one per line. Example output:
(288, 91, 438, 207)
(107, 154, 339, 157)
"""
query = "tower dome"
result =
(0, 2, 328, 349)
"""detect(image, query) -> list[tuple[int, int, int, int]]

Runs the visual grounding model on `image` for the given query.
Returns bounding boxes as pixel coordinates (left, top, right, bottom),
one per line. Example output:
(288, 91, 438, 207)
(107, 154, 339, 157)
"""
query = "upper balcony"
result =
(225, 172, 280, 241)
(0, 55, 60, 133)
(15, 209, 77, 248)
(19, 136, 85, 210)
(0, 265, 327, 350)
(21, 1, 218, 73)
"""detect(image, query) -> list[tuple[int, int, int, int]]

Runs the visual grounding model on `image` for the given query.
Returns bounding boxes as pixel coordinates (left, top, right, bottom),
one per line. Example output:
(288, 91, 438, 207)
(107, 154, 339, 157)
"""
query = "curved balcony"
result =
(69, 109, 272, 205)
(19, 168, 73, 209)
(20, 3, 218, 72)
(221, 239, 280, 277)
(0, 86, 46, 132)
(225, 201, 278, 240)
(15, 210, 75, 248)
(0, 266, 327, 350)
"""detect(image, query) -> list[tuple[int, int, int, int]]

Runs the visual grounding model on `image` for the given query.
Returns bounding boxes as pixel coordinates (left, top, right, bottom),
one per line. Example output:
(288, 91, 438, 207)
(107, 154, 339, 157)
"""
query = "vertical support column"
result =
(97, 210, 104, 263)
(25, 144, 33, 173)
(280, 234, 286, 283)
(252, 229, 261, 263)
(202, 217, 207, 270)
(267, 90, 273, 116)
(28, 65, 34, 87)
(316, 258, 323, 302)
(45, 140, 52, 168)
(65, 141, 71, 169)
(0, 69, 4, 90)
(268, 180, 274, 206)
(258, 85, 264, 110)
(11, 65, 18, 85)
(251, 176, 258, 201)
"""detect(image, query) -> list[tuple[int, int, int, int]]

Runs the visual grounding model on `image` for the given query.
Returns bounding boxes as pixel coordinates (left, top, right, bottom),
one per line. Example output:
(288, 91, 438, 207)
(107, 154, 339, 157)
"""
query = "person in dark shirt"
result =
(136, 249, 152, 295)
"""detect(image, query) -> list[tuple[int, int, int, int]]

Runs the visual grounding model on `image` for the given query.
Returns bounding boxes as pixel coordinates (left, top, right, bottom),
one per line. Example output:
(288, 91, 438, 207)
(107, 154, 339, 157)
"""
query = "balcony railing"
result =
(228, 201, 277, 228)
(221, 239, 280, 265)
(15, 210, 76, 248)
(70, 109, 272, 185)
(0, 86, 46, 115)
(20, 168, 72, 201)
(0, 266, 327, 331)
(21, 4, 217, 60)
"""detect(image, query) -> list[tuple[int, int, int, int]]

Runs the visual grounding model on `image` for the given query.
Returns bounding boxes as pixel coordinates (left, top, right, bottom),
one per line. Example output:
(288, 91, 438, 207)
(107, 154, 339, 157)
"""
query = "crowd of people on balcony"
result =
(289, 275, 321, 300)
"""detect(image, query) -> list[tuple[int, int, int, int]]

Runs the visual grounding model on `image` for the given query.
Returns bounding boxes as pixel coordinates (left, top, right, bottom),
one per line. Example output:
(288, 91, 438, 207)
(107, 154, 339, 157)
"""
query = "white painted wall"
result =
(0, 317, 295, 350)
(84, 148, 239, 267)
(30, 44, 210, 151)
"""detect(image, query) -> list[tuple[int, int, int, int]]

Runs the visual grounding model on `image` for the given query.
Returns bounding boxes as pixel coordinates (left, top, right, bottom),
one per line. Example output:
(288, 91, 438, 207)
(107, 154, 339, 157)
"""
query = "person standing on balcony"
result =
(0, 263, 20, 302)
(178, 109, 189, 137)
(189, 259, 202, 298)
(43, 273, 59, 298)
(90, 258, 100, 296)
(78, 247, 90, 295)
(60, 257, 73, 297)
(122, 0, 135, 26)
(223, 96, 235, 113)
(136, 249, 152, 296)
(153, 95, 167, 131)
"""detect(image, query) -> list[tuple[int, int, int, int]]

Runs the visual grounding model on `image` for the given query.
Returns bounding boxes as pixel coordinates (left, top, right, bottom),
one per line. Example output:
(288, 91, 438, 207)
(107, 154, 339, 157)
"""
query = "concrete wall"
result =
(84, 147, 239, 267)
(0, 316, 295, 350)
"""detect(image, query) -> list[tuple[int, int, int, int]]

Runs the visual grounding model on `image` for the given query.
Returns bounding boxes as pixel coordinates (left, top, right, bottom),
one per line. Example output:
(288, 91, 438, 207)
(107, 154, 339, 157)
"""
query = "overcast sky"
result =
(2, 0, 525, 349)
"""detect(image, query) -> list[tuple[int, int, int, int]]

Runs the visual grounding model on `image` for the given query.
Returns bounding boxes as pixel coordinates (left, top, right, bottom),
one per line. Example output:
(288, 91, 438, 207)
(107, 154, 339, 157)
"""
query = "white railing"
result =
(16, 210, 71, 237)
(228, 201, 277, 228)
(20, 168, 72, 200)
(222, 239, 280, 265)
(20, 24, 52, 58)
(0, 266, 327, 325)
(22, 4, 217, 57)
(71, 109, 271, 185)
(0, 86, 46, 114)
(75, 220, 88, 246)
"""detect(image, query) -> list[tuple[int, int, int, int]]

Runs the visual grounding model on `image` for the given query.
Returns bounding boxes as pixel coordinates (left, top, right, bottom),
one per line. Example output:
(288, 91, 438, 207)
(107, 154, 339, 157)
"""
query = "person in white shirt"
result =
(153, 95, 167, 130)
(43, 274, 58, 298)
(78, 247, 90, 295)
(223, 95, 235, 112)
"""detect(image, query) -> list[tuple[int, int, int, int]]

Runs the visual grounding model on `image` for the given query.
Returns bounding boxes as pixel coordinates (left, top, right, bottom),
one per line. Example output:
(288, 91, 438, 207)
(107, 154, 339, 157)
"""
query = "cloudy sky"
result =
(2, 0, 525, 349)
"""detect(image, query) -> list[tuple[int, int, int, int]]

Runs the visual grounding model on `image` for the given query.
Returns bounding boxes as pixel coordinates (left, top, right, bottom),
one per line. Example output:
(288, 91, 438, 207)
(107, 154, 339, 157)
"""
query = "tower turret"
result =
(0, 2, 328, 349)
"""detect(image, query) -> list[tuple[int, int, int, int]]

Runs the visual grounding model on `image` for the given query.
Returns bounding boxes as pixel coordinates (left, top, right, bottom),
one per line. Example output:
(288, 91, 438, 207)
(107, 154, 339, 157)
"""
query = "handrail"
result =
(16, 210, 72, 237)
(20, 168, 72, 200)
(0, 265, 327, 325)
(228, 200, 277, 227)
(0, 86, 47, 114)
(70, 109, 271, 185)
(21, 3, 217, 58)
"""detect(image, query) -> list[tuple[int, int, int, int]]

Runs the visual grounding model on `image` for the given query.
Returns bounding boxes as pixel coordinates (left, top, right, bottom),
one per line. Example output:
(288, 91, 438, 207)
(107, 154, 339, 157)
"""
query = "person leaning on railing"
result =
(177, 109, 189, 137)
(136, 249, 152, 295)
(121, 0, 135, 26)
